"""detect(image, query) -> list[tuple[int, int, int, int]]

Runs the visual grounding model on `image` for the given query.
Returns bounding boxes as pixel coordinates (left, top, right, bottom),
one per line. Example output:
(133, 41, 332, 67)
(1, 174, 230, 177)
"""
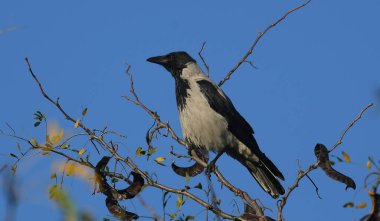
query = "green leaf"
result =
(176, 194, 183, 210)
(34, 111, 45, 120)
(34, 121, 41, 127)
(17, 143, 21, 151)
(82, 108, 88, 116)
(343, 202, 354, 208)
(147, 147, 158, 156)
(29, 138, 38, 146)
(61, 144, 70, 149)
(11, 164, 17, 174)
(49, 184, 59, 199)
(155, 156, 166, 166)
(194, 182, 203, 190)
(111, 177, 119, 183)
(185, 215, 195, 221)
(10, 153, 18, 159)
(163, 191, 171, 208)
(135, 147, 146, 156)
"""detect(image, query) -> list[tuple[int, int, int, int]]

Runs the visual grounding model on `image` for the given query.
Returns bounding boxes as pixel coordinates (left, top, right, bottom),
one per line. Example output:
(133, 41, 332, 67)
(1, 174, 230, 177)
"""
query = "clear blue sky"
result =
(1, 0, 380, 220)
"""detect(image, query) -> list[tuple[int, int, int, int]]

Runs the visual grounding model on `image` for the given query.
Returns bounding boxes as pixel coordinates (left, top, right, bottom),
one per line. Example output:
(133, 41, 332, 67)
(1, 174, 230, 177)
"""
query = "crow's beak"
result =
(147, 55, 170, 66)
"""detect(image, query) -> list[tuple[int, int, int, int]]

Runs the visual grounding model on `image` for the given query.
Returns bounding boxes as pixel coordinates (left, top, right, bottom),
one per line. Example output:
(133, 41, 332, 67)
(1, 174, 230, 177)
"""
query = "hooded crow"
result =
(147, 51, 285, 198)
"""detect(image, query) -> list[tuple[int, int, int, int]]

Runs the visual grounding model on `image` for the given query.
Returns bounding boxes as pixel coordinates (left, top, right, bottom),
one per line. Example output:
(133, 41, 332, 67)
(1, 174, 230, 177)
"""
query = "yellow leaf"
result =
(51, 129, 64, 144)
(59, 129, 64, 139)
(49, 185, 59, 199)
(66, 163, 76, 176)
(78, 148, 85, 156)
(47, 121, 62, 144)
(74, 119, 80, 129)
(135, 147, 146, 156)
(29, 138, 38, 146)
(356, 202, 367, 209)
(41, 149, 52, 155)
(155, 156, 166, 163)
(367, 160, 372, 169)
(176, 194, 183, 209)
(342, 151, 351, 163)
(73, 164, 90, 177)
(185, 172, 190, 184)
(51, 136, 59, 144)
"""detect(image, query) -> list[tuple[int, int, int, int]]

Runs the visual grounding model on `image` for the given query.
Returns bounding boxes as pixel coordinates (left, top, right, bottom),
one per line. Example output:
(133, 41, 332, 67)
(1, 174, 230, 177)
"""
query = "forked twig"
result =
(198, 42, 210, 77)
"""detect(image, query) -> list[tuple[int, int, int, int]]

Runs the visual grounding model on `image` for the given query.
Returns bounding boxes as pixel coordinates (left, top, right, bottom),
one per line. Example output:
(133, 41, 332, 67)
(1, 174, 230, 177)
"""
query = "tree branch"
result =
(218, 0, 311, 87)
(25, 59, 246, 220)
(329, 103, 374, 153)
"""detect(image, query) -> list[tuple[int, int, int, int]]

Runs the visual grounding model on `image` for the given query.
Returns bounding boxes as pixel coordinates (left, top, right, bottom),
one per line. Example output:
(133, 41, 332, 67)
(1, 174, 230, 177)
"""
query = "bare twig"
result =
(25, 58, 93, 136)
(137, 195, 163, 221)
(60, 159, 70, 188)
(198, 42, 210, 77)
(305, 174, 321, 199)
(5, 123, 16, 135)
(218, 0, 311, 87)
(368, 157, 380, 172)
(329, 103, 374, 152)
(297, 159, 321, 199)
(277, 162, 319, 220)
(244, 60, 258, 70)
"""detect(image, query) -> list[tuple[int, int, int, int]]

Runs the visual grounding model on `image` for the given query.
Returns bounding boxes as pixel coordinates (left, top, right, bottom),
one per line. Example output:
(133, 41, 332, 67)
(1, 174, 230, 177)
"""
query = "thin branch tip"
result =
(218, 0, 311, 87)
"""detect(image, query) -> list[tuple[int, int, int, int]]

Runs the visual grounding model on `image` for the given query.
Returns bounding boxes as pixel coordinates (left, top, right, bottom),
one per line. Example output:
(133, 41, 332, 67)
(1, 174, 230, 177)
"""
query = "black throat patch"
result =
(174, 74, 190, 111)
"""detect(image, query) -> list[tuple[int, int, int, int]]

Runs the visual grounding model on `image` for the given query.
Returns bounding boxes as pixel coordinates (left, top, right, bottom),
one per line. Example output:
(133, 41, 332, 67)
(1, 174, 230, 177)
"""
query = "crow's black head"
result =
(147, 51, 196, 76)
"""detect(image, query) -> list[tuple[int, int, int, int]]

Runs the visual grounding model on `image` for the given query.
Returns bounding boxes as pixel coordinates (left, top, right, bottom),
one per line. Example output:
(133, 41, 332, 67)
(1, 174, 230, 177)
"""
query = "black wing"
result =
(197, 80, 256, 149)
(197, 80, 284, 180)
